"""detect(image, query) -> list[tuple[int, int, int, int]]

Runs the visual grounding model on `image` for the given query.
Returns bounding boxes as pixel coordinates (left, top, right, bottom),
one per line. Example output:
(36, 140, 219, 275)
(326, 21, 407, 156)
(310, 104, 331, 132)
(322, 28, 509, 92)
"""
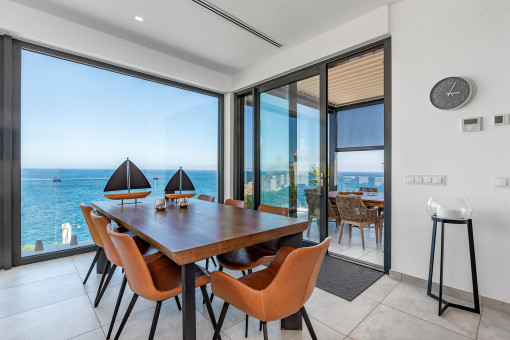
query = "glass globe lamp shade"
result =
(427, 196, 472, 220)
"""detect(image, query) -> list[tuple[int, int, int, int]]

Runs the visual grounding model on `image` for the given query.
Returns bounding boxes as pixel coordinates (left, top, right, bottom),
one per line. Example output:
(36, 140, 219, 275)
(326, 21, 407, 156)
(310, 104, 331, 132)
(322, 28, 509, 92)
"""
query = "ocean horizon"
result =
(21, 168, 383, 248)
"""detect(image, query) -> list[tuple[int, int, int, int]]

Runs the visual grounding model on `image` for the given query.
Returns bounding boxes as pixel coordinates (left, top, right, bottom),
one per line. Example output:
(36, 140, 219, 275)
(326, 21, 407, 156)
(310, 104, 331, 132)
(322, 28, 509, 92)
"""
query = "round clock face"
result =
(430, 77, 472, 110)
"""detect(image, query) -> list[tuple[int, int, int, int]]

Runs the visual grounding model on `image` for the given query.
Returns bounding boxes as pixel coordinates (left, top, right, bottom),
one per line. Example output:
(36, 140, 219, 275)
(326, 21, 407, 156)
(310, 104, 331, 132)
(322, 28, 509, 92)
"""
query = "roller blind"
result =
(337, 104, 384, 149)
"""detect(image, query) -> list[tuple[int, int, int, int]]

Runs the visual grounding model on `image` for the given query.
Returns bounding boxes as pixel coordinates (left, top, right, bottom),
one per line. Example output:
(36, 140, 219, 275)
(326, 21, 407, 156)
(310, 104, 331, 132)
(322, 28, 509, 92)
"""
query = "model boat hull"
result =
(104, 191, 152, 200)
(165, 193, 196, 200)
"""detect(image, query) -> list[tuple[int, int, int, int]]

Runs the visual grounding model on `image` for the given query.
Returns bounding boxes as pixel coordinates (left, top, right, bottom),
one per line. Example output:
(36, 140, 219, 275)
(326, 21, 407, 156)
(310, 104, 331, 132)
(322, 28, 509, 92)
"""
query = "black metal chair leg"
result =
(212, 302, 229, 340)
(262, 322, 268, 340)
(148, 301, 162, 340)
(200, 286, 221, 340)
(301, 306, 317, 340)
(211, 257, 217, 266)
(93, 259, 110, 308)
(82, 247, 102, 284)
(242, 270, 247, 276)
(259, 321, 263, 331)
(245, 314, 249, 338)
(106, 275, 127, 339)
(247, 269, 252, 274)
(175, 295, 182, 310)
(206, 258, 210, 270)
(94, 264, 118, 307)
(114, 293, 139, 340)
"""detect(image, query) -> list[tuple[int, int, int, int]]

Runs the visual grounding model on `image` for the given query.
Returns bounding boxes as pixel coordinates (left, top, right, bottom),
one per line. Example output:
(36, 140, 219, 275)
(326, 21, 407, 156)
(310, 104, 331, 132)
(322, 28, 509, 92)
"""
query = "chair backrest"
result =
(224, 198, 247, 209)
(304, 191, 320, 218)
(262, 238, 331, 321)
(335, 195, 367, 222)
(80, 204, 103, 247)
(304, 188, 318, 195)
(90, 211, 123, 267)
(107, 224, 160, 299)
(257, 204, 289, 217)
(359, 187, 378, 193)
(197, 194, 215, 202)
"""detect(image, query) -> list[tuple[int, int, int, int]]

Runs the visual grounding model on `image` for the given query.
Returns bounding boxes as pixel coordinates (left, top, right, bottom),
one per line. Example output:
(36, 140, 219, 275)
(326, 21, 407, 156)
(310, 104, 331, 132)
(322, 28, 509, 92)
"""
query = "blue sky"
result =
(21, 50, 218, 170)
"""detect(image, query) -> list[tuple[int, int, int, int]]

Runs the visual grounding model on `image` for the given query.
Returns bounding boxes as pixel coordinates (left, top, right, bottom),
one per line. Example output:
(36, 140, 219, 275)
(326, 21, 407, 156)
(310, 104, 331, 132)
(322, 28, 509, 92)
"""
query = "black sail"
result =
(104, 159, 151, 192)
(165, 168, 195, 193)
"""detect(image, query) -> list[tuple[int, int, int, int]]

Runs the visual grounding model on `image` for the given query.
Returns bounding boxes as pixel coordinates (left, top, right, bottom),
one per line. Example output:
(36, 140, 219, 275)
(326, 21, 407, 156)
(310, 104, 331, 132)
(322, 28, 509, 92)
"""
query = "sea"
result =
(21, 168, 383, 248)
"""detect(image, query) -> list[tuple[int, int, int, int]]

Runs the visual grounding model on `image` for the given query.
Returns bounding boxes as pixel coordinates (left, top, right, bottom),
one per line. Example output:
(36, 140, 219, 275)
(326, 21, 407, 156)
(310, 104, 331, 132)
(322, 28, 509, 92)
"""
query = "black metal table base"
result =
(427, 217, 480, 316)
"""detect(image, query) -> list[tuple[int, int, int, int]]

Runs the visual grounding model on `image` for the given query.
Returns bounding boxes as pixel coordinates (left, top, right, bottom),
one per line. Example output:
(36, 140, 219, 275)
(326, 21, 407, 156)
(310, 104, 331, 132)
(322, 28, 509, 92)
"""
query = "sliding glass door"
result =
(258, 70, 327, 244)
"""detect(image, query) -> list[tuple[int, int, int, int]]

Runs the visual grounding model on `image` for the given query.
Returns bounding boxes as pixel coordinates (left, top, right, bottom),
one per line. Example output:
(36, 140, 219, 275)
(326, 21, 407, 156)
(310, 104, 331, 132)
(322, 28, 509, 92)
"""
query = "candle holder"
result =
(178, 197, 189, 208)
(427, 196, 472, 220)
(154, 198, 167, 211)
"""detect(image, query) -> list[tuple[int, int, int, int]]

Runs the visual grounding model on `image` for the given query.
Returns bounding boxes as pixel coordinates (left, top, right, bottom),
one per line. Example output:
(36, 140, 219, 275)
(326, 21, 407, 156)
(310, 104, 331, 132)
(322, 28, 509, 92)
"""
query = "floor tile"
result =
(69, 328, 106, 340)
(0, 295, 100, 340)
(477, 307, 510, 340)
(381, 282, 480, 338)
(0, 272, 86, 318)
(337, 246, 374, 259)
(72, 252, 98, 273)
(0, 257, 77, 290)
(222, 315, 345, 339)
(349, 304, 470, 340)
(103, 302, 216, 340)
(195, 286, 246, 331)
(78, 266, 125, 293)
(87, 282, 167, 326)
(305, 288, 378, 335)
(360, 275, 400, 303)
(358, 250, 384, 266)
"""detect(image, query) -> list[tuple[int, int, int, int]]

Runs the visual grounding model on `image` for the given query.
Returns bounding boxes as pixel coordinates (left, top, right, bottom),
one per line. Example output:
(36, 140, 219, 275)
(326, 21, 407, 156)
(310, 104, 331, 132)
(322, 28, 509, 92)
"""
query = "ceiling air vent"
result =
(190, 0, 283, 48)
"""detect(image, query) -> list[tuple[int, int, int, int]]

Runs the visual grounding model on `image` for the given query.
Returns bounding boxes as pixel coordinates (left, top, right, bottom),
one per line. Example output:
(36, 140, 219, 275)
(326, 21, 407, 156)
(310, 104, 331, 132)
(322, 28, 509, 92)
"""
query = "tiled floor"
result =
(305, 221, 384, 267)
(0, 253, 508, 340)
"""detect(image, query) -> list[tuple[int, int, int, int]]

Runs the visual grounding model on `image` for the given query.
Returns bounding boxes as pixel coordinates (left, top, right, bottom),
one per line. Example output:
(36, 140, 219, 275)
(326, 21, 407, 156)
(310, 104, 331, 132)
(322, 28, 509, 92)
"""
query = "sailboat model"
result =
(104, 158, 152, 203)
(164, 167, 196, 200)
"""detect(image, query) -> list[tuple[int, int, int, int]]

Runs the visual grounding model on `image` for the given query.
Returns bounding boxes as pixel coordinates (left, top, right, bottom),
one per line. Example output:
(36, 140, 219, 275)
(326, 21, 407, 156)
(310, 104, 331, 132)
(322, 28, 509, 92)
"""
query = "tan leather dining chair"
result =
(197, 194, 215, 202)
(90, 211, 169, 339)
(211, 237, 331, 340)
(107, 224, 219, 340)
(224, 198, 247, 208)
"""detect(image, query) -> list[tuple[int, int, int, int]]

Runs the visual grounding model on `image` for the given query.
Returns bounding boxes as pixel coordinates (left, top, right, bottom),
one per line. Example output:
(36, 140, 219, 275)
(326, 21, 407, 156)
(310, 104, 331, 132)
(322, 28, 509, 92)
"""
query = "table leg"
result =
(280, 232, 303, 330)
(467, 220, 481, 313)
(427, 220, 437, 296)
(96, 250, 109, 274)
(182, 263, 196, 340)
(439, 221, 445, 316)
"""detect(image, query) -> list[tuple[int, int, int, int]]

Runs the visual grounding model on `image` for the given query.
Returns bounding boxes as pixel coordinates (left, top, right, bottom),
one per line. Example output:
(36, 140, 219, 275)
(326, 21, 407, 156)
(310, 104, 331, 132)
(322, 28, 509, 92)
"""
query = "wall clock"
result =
(430, 76, 472, 110)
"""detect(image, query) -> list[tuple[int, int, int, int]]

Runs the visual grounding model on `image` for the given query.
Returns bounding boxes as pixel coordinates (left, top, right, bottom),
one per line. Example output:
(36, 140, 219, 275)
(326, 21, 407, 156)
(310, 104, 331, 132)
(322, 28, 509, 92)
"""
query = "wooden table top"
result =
(91, 199, 308, 266)
(328, 191, 385, 207)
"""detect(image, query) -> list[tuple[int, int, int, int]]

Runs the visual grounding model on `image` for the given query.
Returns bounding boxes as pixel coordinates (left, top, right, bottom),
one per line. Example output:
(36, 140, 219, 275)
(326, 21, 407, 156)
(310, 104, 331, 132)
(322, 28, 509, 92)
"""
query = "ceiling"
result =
(298, 48, 384, 107)
(12, 0, 396, 74)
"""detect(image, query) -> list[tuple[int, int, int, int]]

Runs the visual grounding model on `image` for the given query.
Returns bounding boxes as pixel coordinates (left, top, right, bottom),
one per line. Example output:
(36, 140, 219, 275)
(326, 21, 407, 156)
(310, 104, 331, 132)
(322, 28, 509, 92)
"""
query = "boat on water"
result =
(164, 167, 196, 200)
(104, 158, 152, 203)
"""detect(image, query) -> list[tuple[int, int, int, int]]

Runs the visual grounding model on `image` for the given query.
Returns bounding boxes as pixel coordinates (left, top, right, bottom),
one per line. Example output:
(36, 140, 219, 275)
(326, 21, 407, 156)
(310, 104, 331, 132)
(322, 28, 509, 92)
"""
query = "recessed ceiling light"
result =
(134, 15, 145, 22)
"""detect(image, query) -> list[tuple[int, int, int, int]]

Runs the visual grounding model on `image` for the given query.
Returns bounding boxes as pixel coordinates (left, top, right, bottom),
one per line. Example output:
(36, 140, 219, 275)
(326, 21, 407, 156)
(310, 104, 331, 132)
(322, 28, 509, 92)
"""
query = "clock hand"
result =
(447, 81, 457, 96)
(450, 91, 460, 95)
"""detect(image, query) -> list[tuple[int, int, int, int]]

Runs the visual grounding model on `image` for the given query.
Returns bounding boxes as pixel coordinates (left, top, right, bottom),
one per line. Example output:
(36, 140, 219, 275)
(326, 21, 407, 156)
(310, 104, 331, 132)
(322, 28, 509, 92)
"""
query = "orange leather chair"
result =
(90, 211, 167, 339)
(224, 198, 247, 208)
(197, 194, 215, 202)
(107, 224, 219, 340)
(211, 238, 331, 340)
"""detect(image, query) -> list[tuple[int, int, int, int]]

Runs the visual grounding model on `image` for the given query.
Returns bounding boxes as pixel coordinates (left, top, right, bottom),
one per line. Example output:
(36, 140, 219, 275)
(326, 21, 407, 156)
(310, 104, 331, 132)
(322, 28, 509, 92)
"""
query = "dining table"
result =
(91, 198, 308, 340)
(328, 191, 385, 208)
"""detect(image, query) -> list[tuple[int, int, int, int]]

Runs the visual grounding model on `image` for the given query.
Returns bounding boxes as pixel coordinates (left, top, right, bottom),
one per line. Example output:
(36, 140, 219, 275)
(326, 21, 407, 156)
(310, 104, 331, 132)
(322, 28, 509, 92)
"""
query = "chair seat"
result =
(145, 256, 210, 301)
(217, 245, 277, 271)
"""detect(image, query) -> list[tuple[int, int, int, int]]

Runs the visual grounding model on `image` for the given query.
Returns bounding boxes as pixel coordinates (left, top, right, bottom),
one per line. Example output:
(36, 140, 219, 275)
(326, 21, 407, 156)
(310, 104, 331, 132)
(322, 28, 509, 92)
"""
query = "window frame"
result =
(4, 39, 224, 267)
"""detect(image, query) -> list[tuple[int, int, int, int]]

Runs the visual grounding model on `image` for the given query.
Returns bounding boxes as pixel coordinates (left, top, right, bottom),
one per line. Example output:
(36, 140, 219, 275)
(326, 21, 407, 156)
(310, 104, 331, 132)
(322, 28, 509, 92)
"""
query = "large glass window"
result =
(336, 103, 384, 192)
(243, 94, 254, 209)
(20, 50, 219, 256)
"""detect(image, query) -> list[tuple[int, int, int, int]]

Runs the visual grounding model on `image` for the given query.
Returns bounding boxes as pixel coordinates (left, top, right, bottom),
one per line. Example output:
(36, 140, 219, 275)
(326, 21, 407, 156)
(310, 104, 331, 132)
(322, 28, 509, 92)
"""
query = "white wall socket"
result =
(406, 175, 445, 185)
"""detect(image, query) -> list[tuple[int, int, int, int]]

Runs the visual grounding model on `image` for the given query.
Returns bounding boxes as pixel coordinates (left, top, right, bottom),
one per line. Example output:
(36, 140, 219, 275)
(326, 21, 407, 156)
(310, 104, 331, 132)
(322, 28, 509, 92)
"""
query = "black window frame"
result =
(1, 37, 225, 268)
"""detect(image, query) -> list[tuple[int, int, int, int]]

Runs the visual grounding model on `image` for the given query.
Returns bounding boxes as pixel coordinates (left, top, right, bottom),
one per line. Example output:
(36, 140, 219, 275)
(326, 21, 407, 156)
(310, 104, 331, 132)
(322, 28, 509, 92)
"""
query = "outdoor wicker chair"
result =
(359, 187, 378, 192)
(304, 189, 339, 236)
(336, 195, 379, 248)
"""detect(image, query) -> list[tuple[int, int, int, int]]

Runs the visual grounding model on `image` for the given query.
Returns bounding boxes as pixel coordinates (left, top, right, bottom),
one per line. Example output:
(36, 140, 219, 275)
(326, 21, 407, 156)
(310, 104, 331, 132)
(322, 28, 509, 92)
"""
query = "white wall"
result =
(230, 6, 389, 91)
(390, 0, 510, 303)
(0, 0, 230, 92)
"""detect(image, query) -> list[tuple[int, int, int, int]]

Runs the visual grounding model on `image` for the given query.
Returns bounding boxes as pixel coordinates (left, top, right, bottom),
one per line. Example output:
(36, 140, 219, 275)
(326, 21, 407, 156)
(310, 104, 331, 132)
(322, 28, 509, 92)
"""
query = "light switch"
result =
(493, 177, 509, 188)
(423, 176, 432, 184)
(405, 176, 415, 184)
(432, 176, 444, 184)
